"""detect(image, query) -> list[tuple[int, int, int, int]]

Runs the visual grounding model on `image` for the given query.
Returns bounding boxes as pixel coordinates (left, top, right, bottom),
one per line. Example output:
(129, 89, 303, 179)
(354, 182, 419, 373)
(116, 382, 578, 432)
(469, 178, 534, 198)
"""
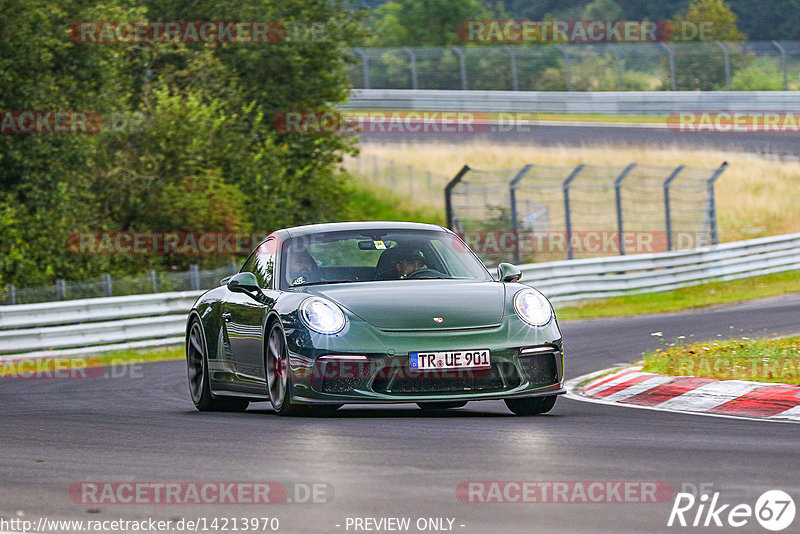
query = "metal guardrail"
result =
(1, 234, 798, 357)
(521, 233, 800, 303)
(345, 89, 800, 115)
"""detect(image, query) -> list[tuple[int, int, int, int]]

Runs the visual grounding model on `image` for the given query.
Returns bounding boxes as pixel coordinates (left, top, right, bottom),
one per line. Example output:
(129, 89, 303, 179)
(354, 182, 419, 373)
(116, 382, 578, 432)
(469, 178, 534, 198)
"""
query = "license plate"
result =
(409, 350, 490, 371)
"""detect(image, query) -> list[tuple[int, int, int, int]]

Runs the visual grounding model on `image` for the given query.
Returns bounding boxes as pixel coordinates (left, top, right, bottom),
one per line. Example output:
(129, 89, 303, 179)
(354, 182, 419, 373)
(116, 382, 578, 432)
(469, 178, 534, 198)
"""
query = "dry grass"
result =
(357, 143, 800, 243)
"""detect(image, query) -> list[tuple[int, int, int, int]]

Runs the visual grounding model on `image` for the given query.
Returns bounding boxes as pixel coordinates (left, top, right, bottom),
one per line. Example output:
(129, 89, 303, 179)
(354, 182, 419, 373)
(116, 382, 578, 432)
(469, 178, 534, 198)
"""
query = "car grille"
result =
(518, 351, 559, 386)
(371, 361, 521, 395)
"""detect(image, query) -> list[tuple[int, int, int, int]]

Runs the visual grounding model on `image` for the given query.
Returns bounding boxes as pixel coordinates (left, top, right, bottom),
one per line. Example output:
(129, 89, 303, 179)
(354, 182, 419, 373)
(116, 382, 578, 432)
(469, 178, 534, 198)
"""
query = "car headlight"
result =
(300, 297, 346, 334)
(514, 288, 552, 327)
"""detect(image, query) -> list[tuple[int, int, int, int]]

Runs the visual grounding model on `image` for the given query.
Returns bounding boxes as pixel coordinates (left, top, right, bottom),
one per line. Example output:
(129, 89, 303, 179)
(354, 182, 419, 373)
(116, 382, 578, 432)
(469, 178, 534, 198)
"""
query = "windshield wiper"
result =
(291, 280, 357, 287)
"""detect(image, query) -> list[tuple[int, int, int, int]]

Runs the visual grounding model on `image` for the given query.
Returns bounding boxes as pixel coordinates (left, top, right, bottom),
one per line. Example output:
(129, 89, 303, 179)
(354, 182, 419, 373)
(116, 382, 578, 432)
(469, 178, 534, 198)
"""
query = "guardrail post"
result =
(56, 279, 65, 301)
(101, 273, 112, 297)
(149, 270, 158, 293)
(445, 165, 471, 230)
(715, 42, 731, 89)
(449, 46, 468, 90)
(562, 164, 585, 260)
(615, 163, 637, 255)
(659, 43, 676, 91)
(509, 164, 534, 264)
(401, 47, 418, 89)
(352, 48, 370, 89)
(772, 41, 788, 91)
(189, 264, 200, 290)
(7, 284, 15, 305)
(706, 162, 729, 246)
(663, 165, 685, 251)
(557, 46, 573, 91)
(502, 45, 519, 91)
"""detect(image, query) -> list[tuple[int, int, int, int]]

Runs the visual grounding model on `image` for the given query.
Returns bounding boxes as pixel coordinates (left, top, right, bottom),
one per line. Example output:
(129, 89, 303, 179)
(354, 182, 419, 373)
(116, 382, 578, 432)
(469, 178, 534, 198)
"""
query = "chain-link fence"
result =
(349, 42, 800, 92)
(0, 263, 239, 306)
(343, 153, 451, 207)
(445, 162, 727, 264)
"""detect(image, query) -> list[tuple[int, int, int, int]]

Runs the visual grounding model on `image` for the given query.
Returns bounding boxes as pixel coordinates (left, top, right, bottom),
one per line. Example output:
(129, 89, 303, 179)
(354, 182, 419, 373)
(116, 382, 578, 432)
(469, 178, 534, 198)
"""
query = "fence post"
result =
(557, 45, 573, 91)
(407, 165, 414, 197)
(706, 162, 729, 246)
(101, 273, 112, 297)
(7, 284, 15, 305)
(715, 41, 731, 89)
(149, 270, 158, 293)
(402, 47, 418, 89)
(615, 163, 637, 256)
(509, 164, 534, 264)
(445, 165, 471, 230)
(389, 160, 396, 188)
(663, 165, 685, 251)
(562, 164, 585, 260)
(56, 279, 66, 301)
(449, 46, 468, 90)
(610, 45, 625, 90)
(189, 264, 200, 291)
(229, 259, 238, 274)
(772, 41, 788, 91)
(660, 43, 676, 91)
(502, 45, 519, 91)
(352, 48, 370, 89)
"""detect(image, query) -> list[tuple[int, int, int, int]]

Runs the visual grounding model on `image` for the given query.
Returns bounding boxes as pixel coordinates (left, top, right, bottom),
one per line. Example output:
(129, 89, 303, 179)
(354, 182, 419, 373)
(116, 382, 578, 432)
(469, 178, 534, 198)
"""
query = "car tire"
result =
(266, 321, 305, 416)
(186, 317, 249, 412)
(417, 401, 468, 410)
(504, 395, 557, 415)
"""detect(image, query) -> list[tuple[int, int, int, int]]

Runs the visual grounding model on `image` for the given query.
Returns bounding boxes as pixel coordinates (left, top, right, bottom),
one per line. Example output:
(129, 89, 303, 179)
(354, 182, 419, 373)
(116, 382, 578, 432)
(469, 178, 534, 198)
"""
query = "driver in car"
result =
(287, 246, 321, 286)
(396, 248, 426, 279)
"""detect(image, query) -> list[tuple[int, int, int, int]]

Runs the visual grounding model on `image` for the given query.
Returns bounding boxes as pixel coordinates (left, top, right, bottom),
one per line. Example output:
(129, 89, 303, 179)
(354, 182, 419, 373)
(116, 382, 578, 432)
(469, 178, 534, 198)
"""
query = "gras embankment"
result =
(555, 269, 800, 320)
(641, 335, 800, 385)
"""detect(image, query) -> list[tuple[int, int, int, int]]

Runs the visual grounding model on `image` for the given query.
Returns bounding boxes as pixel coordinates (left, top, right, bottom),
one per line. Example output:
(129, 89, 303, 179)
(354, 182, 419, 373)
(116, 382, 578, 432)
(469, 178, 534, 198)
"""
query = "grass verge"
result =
(555, 269, 800, 320)
(641, 335, 800, 385)
(0, 345, 183, 377)
(342, 177, 445, 225)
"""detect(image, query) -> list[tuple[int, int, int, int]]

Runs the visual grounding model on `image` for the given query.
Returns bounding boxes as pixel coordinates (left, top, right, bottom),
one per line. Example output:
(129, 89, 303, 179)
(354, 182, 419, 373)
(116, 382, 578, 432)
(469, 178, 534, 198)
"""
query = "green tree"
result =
(583, 0, 624, 19)
(669, 0, 746, 90)
(366, 0, 490, 46)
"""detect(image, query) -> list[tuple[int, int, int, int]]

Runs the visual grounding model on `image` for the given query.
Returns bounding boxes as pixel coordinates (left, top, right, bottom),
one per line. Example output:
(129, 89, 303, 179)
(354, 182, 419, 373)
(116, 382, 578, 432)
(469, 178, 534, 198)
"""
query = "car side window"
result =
(252, 238, 276, 288)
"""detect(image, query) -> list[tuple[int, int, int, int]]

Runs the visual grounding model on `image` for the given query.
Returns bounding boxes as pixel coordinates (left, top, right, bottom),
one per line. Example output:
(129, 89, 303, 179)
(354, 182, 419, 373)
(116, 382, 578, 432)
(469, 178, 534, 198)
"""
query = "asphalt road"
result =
(359, 123, 800, 156)
(2, 294, 799, 534)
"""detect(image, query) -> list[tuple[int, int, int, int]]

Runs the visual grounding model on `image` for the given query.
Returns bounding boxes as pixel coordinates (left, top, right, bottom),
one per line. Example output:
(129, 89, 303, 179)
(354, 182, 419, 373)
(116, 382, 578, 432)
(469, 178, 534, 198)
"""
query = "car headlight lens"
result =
(300, 297, 346, 334)
(514, 288, 552, 327)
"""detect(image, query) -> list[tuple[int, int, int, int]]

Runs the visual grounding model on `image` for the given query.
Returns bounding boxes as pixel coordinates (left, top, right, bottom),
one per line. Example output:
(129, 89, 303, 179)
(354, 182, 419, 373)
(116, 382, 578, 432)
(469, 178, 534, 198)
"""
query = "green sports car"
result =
(185, 221, 564, 416)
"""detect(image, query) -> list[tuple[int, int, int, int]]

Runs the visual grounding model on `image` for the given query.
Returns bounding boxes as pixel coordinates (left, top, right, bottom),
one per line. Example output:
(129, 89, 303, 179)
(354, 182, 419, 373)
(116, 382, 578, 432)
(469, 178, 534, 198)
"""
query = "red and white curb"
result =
(566, 366, 800, 423)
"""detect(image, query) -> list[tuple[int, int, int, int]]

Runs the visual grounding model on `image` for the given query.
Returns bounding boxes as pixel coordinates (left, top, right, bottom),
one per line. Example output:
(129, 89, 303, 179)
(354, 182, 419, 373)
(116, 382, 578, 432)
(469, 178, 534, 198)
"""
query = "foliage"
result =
(731, 56, 785, 90)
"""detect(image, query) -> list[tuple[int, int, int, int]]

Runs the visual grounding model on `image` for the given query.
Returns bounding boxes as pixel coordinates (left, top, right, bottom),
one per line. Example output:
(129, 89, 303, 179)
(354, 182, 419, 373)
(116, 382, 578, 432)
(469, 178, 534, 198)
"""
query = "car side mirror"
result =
(227, 272, 261, 297)
(497, 263, 522, 283)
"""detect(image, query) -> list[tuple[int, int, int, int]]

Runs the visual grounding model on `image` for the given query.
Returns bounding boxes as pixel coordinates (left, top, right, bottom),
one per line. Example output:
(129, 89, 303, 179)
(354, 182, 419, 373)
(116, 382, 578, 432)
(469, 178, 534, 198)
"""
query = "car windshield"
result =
(279, 228, 491, 289)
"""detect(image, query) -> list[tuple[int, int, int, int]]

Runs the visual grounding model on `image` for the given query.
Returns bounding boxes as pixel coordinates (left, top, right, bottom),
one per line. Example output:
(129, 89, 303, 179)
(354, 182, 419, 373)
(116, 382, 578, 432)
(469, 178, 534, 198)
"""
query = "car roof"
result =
(281, 221, 448, 238)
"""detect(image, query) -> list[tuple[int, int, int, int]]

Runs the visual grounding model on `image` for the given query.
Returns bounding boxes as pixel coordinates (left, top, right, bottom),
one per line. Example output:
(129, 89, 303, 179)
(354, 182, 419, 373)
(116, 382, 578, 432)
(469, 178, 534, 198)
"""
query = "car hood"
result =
(304, 280, 506, 330)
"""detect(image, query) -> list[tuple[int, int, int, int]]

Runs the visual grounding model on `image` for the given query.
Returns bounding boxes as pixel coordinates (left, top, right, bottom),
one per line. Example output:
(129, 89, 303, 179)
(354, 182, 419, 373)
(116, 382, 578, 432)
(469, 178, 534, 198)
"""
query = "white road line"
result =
(771, 404, 800, 421)
(655, 380, 764, 412)
(603, 375, 674, 402)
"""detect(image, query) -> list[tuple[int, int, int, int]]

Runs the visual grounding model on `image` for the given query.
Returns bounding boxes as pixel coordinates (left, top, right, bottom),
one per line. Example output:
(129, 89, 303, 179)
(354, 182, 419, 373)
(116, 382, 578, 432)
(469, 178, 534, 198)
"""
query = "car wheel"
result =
(187, 318, 249, 412)
(266, 321, 304, 416)
(417, 401, 468, 410)
(504, 395, 557, 415)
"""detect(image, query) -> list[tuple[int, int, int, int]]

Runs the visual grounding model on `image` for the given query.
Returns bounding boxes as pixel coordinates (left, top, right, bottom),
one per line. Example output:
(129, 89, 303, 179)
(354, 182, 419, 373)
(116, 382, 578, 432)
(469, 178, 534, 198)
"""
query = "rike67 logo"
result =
(668, 488, 795, 531)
